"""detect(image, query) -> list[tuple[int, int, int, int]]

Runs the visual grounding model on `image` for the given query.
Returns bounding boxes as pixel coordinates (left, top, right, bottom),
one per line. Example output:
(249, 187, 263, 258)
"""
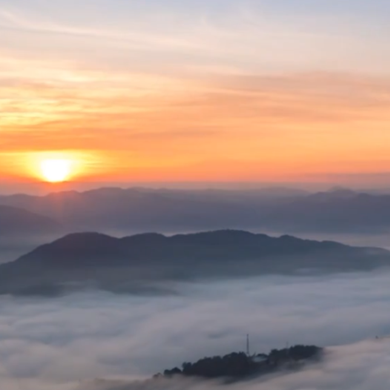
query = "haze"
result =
(2, 273, 390, 389)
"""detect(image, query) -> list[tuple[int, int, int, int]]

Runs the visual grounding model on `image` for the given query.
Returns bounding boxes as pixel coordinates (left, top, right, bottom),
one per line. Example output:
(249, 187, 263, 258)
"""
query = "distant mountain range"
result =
(0, 230, 388, 296)
(262, 188, 390, 233)
(0, 205, 61, 237)
(1, 186, 390, 234)
(0, 187, 297, 233)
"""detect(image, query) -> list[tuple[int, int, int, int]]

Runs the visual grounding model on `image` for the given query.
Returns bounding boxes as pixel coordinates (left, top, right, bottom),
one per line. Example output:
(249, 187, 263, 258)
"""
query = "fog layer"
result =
(1, 272, 390, 388)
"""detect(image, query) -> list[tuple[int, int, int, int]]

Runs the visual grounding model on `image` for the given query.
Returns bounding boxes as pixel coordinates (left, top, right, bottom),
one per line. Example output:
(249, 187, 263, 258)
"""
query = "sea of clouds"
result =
(1, 271, 390, 389)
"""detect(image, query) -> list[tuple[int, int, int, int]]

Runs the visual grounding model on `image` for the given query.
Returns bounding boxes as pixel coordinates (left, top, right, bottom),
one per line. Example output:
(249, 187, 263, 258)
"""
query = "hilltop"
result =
(0, 230, 388, 296)
(83, 345, 323, 390)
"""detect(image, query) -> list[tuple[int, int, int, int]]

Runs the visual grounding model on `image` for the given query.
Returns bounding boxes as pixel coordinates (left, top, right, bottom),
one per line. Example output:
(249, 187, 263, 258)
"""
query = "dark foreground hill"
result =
(0, 230, 389, 296)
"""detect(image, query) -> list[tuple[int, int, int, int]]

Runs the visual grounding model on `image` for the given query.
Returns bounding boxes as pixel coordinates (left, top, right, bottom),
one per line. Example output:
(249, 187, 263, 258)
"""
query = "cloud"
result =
(2, 70, 390, 182)
(2, 1, 390, 183)
(2, 72, 390, 146)
(0, 271, 390, 389)
(2, 0, 390, 76)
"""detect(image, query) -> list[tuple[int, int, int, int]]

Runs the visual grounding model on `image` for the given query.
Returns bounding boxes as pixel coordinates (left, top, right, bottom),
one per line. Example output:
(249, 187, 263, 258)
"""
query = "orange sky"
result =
(1, 0, 390, 189)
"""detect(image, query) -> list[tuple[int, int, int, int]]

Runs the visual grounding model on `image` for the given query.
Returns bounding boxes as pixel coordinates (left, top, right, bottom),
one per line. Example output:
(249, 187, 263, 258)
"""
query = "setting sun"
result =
(40, 159, 73, 183)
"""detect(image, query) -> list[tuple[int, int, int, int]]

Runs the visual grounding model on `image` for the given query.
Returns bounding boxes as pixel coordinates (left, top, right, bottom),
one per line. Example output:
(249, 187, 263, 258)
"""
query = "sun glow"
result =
(40, 159, 73, 183)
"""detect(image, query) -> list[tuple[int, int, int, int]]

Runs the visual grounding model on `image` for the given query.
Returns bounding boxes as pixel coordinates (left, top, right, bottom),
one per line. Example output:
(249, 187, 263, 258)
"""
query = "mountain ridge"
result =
(0, 205, 62, 237)
(2, 186, 390, 234)
(0, 230, 389, 297)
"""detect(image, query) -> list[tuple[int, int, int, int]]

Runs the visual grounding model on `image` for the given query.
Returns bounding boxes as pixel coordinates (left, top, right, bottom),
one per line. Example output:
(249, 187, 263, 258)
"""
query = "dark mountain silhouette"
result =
(0, 230, 389, 296)
(0, 187, 305, 233)
(0, 205, 62, 237)
(260, 190, 390, 233)
(2, 186, 390, 233)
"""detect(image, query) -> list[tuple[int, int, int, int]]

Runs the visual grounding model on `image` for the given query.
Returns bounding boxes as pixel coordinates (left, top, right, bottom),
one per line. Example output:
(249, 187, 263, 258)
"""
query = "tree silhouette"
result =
(160, 345, 322, 380)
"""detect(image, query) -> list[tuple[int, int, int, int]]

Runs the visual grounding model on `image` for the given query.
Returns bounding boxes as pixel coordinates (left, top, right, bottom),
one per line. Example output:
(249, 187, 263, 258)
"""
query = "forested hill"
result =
(159, 345, 322, 381)
(83, 345, 323, 389)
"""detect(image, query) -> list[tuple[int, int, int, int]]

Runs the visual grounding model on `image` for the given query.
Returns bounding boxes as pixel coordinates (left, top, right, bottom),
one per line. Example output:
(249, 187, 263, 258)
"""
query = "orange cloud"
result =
(1, 71, 390, 182)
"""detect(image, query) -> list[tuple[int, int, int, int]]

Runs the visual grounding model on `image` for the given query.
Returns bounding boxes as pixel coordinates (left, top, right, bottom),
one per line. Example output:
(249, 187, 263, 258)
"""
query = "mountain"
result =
(0, 187, 306, 233)
(0, 230, 389, 296)
(0, 205, 62, 237)
(2, 186, 390, 234)
(260, 190, 390, 233)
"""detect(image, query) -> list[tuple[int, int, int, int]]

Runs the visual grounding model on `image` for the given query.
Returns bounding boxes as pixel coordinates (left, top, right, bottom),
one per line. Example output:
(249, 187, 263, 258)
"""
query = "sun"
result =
(40, 159, 73, 183)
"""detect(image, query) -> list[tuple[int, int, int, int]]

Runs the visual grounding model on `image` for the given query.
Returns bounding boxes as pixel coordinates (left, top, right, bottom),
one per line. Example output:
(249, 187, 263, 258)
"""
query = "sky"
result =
(1, 0, 390, 189)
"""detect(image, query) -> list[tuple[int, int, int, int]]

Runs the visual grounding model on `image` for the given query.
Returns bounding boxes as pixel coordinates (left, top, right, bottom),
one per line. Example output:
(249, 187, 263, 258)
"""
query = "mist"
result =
(1, 271, 390, 389)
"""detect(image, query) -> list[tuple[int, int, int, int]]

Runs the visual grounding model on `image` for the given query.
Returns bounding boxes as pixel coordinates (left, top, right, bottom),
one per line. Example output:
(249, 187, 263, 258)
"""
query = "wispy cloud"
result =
(1, 70, 390, 181)
(1, 0, 390, 184)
